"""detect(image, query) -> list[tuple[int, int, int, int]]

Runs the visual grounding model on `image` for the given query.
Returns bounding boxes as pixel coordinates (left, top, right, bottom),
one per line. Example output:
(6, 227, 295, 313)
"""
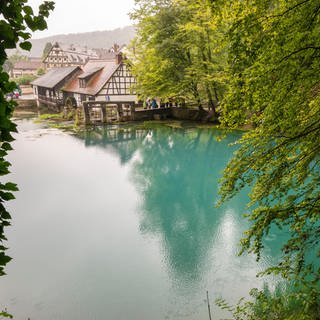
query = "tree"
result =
(130, 0, 191, 101)
(219, 0, 320, 285)
(3, 53, 28, 76)
(130, 0, 226, 112)
(0, 0, 54, 279)
(42, 41, 52, 58)
(37, 67, 45, 76)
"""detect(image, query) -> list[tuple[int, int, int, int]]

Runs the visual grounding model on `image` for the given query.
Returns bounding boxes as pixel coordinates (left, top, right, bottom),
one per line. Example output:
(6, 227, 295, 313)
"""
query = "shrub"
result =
(15, 74, 37, 85)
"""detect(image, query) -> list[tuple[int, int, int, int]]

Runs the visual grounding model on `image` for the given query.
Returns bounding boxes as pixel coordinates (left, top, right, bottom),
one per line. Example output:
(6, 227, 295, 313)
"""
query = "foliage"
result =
(14, 74, 37, 85)
(216, 282, 320, 320)
(0, 309, 13, 319)
(3, 53, 28, 75)
(38, 112, 63, 120)
(129, 0, 227, 114)
(42, 41, 52, 58)
(37, 67, 45, 76)
(0, 0, 54, 279)
(218, 0, 320, 283)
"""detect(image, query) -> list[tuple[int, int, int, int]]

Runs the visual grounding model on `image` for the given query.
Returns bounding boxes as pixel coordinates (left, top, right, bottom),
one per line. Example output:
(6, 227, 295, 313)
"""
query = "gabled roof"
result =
(78, 66, 103, 79)
(62, 60, 119, 96)
(31, 66, 81, 89)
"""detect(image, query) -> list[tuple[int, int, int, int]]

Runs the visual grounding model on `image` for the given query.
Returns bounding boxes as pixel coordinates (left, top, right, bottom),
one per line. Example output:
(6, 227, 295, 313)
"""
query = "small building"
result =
(31, 66, 82, 109)
(12, 58, 43, 78)
(62, 53, 137, 107)
(43, 42, 99, 69)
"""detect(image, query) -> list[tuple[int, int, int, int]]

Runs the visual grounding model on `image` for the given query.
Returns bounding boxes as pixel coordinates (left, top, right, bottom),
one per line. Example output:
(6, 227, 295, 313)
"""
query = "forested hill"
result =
(15, 25, 136, 57)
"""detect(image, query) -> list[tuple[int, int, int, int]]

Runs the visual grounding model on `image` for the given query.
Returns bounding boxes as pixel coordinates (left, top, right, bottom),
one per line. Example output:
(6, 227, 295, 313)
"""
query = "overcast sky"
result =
(28, 0, 135, 39)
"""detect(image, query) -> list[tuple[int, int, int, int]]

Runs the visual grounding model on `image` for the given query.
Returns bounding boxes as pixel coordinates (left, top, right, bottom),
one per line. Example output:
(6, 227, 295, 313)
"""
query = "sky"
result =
(28, 0, 136, 39)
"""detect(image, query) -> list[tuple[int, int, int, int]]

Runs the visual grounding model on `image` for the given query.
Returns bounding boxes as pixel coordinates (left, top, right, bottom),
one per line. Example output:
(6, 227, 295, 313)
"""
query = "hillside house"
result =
(43, 42, 99, 69)
(31, 66, 82, 109)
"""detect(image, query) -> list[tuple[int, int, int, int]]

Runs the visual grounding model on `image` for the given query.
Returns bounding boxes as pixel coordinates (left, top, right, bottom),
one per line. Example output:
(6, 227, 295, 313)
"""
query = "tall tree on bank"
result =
(130, 0, 189, 101)
(219, 0, 320, 288)
(174, 0, 226, 115)
(0, 0, 54, 279)
(130, 0, 226, 111)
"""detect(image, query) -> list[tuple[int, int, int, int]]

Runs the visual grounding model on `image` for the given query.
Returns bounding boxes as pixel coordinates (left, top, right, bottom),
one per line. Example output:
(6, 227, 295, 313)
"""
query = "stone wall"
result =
(16, 98, 37, 109)
(132, 108, 172, 121)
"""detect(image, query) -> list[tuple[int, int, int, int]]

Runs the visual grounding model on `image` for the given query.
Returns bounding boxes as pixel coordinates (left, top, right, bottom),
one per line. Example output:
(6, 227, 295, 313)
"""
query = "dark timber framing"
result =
(104, 64, 136, 96)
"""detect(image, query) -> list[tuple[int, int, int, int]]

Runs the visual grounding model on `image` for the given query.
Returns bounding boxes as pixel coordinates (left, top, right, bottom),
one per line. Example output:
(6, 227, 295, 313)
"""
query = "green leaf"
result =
(23, 5, 34, 16)
(19, 41, 32, 51)
(1, 143, 13, 151)
(4, 182, 18, 191)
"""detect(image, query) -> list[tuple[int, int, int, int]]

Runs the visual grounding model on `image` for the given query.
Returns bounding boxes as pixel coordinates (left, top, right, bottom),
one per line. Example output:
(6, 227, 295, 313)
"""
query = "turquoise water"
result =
(0, 120, 281, 319)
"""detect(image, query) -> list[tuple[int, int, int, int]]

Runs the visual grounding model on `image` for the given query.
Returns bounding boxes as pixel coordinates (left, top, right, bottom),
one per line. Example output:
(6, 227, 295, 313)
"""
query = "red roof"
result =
(62, 59, 119, 96)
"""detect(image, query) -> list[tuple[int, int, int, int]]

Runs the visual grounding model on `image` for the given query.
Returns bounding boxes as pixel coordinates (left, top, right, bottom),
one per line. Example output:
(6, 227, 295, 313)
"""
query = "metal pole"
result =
(207, 290, 212, 320)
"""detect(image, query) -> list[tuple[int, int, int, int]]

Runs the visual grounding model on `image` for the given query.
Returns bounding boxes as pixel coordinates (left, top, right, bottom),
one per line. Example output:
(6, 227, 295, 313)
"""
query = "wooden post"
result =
(130, 103, 136, 121)
(206, 291, 212, 320)
(116, 103, 123, 121)
(83, 102, 91, 125)
(101, 104, 107, 123)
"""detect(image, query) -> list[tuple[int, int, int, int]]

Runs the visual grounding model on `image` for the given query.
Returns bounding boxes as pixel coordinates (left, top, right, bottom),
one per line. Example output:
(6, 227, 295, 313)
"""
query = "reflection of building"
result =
(43, 42, 99, 69)
(12, 58, 43, 78)
(82, 126, 147, 164)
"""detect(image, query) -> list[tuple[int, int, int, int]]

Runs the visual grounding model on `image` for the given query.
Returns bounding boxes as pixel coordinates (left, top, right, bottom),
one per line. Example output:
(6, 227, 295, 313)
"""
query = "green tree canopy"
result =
(130, 0, 226, 114)
(218, 0, 320, 283)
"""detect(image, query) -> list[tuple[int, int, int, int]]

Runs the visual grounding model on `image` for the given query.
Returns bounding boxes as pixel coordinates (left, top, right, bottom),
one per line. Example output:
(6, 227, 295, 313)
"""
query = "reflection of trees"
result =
(130, 128, 244, 283)
(78, 126, 246, 284)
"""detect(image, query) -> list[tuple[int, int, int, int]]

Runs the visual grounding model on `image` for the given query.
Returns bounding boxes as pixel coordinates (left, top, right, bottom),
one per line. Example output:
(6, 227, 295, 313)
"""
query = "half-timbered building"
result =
(43, 42, 99, 69)
(62, 53, 137, 106)
(31, 66, 82, 109)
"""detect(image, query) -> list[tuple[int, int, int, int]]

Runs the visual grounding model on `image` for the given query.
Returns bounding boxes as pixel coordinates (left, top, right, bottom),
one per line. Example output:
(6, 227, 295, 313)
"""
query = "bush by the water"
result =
(216, 282, 320, 320)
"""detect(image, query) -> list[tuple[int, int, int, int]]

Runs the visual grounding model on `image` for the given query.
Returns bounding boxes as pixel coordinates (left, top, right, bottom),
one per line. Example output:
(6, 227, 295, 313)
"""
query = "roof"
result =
(43, 42, 99, 63)
(92, 48, 116, 60)
(14, 60, 43, 70)
(58, 43, 98, 57)
(31, 66, 81, 89)
(63, 60, 119, 96)
(78, 66, 103, 79)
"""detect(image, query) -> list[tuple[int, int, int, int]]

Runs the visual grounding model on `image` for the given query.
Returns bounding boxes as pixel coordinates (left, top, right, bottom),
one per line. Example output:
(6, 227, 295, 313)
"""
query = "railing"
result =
(38, 94, 63, 106)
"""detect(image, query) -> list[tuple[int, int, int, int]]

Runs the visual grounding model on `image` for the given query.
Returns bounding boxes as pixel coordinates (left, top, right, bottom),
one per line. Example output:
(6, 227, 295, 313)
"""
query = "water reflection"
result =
(1, 122, 282, 320)
(80, 126, 251, 287)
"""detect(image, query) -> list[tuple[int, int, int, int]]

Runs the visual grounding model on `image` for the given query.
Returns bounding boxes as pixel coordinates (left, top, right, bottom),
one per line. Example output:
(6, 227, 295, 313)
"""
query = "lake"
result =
(0, 119, 281, 319)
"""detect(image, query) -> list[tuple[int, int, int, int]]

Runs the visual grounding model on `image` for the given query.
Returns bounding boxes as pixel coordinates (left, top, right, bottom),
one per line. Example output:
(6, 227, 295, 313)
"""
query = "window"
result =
(79, 79, 86, 88)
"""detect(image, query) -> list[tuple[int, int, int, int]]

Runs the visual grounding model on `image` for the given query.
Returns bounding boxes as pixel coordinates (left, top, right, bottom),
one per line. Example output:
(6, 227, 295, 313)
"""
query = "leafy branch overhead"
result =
(0, 0, 54, 276)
